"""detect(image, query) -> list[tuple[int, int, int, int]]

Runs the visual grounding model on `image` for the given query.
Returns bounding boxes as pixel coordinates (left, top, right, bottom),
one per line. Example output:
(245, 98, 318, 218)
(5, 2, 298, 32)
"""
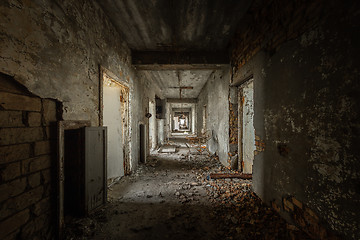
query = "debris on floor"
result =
(159, 145, 177, 153)
(64, 139, 310, 240)
(209, 172, 252, 180)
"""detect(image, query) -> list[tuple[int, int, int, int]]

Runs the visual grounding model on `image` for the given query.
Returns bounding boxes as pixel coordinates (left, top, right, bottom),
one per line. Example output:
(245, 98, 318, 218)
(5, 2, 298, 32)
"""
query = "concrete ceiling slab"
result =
(97, 0, 252, 51)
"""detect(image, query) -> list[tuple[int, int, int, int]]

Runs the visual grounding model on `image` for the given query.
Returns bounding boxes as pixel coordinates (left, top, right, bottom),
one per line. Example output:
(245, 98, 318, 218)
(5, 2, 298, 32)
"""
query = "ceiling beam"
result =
(167, 98, 197, 103)
(132, 51, 229, 70)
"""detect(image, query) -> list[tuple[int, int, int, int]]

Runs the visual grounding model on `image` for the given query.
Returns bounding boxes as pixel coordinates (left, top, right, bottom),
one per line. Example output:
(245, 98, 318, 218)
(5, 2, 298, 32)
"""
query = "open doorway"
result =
(101, 70, 130, 182)
(238, 79, 255, 174)
(139, 123, 147, 163)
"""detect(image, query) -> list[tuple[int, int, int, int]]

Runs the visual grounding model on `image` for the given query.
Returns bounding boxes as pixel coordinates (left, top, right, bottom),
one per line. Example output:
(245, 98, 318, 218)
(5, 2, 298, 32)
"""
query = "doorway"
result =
(101, 71, 130, 181)
(238, 79, 255, 174)
(139, 123, 146, 163)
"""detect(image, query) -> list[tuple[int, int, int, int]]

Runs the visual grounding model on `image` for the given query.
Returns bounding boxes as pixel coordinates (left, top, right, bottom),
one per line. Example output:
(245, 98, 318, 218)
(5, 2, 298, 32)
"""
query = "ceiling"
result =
(139, 70, 213, 98)
(97, 0, 252, 98)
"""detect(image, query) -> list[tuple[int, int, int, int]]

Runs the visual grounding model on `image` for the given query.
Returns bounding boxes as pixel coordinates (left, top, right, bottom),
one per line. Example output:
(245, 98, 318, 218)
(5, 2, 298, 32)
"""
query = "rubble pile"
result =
(200, 173, 309, 239)
(64, 143, 310, 240)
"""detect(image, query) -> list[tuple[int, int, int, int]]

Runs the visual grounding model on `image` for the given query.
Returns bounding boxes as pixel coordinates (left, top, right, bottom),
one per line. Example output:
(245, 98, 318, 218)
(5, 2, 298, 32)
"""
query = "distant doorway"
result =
(238, 79, 255, 174)
(139, 123, 146, 163)
(172, 112, 190, 132)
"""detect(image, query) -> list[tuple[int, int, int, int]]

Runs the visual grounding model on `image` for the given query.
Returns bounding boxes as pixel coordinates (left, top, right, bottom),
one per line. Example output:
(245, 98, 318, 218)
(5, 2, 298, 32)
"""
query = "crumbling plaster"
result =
(0, 0, 161, 173)
(0, 0, 133, 125)
(197, 68, 230, 165)
(232, 12, 360, 239)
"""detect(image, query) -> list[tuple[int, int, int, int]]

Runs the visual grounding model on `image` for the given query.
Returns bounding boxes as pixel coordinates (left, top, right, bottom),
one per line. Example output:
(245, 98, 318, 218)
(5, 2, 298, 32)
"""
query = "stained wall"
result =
(231, 1, 360, 239)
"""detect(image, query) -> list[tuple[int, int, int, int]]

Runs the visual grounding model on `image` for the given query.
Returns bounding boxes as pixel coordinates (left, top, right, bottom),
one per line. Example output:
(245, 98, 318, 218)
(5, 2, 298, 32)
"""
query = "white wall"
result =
(149, 100, 157, 151)
(157, 119, 165, 145)
(191, 106, 196, 134)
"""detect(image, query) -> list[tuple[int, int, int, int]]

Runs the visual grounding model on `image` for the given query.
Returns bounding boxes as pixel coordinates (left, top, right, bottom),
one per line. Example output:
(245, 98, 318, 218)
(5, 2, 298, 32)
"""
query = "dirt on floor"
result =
(64, 140, 310, 240)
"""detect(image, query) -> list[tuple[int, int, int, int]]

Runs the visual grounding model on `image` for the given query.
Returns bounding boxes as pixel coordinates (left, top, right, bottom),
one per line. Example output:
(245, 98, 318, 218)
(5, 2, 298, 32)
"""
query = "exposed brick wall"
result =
(254, 135, 265, 156)
(0, 73, 60, 239)
(228, 102, 238, 147)
(230, 0, 330, 80)
(272, 197, 340, 240)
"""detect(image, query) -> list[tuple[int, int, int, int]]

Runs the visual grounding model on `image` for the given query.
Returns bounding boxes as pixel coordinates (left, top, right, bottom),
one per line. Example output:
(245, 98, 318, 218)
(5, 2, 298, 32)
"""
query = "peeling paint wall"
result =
(197, 68, 230, 165)
(0, 0, 135, 125)
(0, 0, 154, 174)
(231, 1, 360, 239)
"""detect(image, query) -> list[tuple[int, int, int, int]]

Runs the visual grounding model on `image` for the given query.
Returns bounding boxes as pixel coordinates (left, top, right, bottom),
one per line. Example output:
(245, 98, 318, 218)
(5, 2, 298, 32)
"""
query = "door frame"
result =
(237, 78, 254, 173)
(99, 66, 131, 175)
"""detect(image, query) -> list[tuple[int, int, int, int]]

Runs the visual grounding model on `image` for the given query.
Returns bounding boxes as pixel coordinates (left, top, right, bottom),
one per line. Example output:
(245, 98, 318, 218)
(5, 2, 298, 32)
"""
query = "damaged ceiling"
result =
(97, 0, 252, 98)
(139, 70, 213, 98)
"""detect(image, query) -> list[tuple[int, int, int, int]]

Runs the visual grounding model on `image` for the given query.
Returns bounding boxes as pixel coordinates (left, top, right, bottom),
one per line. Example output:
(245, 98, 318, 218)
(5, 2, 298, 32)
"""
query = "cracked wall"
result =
(0, 0, 155, 174)
(0, 0, 136, 125)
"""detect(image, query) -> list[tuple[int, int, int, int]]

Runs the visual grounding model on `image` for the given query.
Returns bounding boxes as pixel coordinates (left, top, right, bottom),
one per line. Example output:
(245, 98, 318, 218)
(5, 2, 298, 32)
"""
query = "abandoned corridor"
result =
(65, 140, 308, 240)
(0, 0, 359, 240)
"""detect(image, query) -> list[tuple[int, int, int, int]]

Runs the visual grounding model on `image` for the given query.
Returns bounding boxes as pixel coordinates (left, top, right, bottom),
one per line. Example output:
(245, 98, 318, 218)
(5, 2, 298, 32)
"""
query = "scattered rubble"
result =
(64, 141, 310, 240)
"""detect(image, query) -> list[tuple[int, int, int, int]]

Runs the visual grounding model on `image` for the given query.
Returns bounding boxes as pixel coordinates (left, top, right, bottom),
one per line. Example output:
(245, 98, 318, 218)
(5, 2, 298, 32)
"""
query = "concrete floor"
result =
(65, 139, 309, 240)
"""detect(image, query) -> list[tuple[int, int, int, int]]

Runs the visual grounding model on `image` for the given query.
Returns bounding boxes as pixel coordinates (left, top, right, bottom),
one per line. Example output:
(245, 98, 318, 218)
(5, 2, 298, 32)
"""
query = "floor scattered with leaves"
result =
(65, 140, 309, 240)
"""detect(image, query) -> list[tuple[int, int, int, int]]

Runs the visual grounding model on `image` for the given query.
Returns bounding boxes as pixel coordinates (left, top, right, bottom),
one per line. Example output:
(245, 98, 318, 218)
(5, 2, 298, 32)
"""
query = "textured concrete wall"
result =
(197, 68, 230, 165)
(0, 0, 135, 125)
(157, 119, 165, 145)
(0, 0, 160, 174)
(231, 1, 360, 239)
